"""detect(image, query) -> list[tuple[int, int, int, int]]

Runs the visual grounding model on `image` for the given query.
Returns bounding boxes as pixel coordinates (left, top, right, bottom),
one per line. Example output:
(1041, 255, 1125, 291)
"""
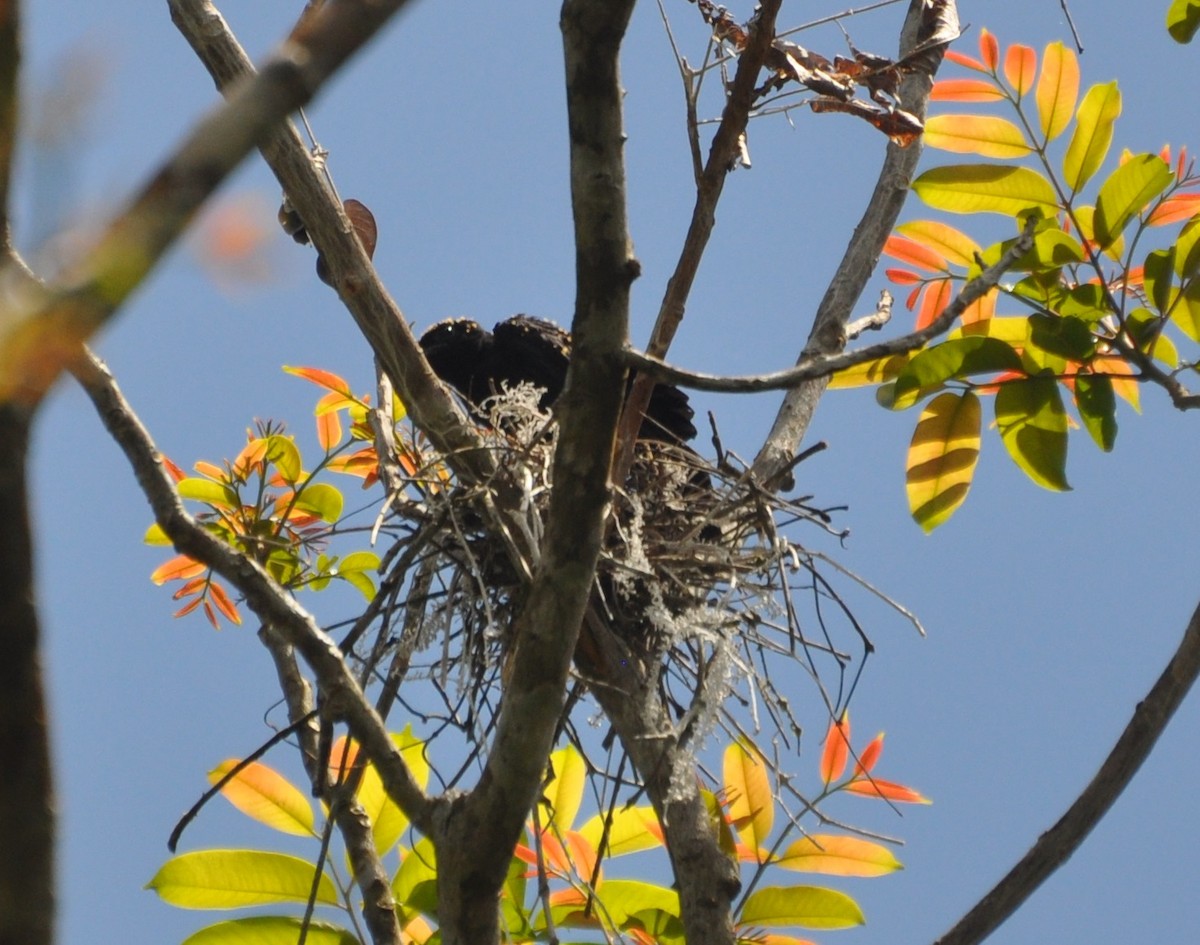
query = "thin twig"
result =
(932, 597, 1200, 945)
(623, 222, 1031, 393)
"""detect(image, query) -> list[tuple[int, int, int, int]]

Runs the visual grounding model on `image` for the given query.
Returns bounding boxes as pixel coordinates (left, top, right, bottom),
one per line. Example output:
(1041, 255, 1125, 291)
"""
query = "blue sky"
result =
(18, 1, 1200, 943)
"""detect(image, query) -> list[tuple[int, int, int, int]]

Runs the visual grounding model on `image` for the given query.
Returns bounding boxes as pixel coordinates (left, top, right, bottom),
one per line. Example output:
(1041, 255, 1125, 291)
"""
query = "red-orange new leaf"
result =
(819, 713, 851, 785)
(844, 777, 931, 804)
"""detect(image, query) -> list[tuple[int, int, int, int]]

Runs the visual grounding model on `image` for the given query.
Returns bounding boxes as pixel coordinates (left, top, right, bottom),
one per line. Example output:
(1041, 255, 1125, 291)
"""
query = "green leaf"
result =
(178, 477, 239, 508)
(180, 917, 359, 945)
(393, 838, 438, 916)
(1062, 81, 1121, 192)
(1171, 279, 1200, 342)
(995, 375, 1071, 491)
(1167, 0, 1200, 42)
(1028, 314, 1096, 360)
(1144, 248, 1176, 314)
(145, 850, 336, 909)
(1174, 217, 1200, 279)
(738, 885, 865, 930)
(893, 337, 1023, 409)
(906, 391, 981, 532)
(292, 483, 343, 522)
(1075, 374, 1117, 452)
(1126, 308, 1178, 366)
(1093, 154, 1173, 248)
(913, 164, 1059, 218)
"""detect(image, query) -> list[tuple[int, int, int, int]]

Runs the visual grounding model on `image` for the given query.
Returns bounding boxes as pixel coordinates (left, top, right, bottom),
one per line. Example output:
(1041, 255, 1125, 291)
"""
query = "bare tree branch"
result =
(752, 0, 958, 485)
(614, 0, 784, 482)
(423, 3, 642, 941)
(0, 403, 54, 945)
(0, 0, 412, 408)
(0, 0, 17, 248)
(623, 222, 1032, 392)
(70, 351, 436, 839)
(932, 597, 1200, 945)
(167, 0, 497, 486)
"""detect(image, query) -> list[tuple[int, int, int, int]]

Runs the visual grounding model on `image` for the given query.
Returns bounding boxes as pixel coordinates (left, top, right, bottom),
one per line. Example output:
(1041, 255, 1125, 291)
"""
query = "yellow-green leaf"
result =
(775, 834, 903, 877)
(178, 477, 238, 508)
(579, 805, 662, 857)
(393, 837, 438, 914)
(896, 220, 981, 267)
(541, 745, 587, 834)
(1035, 41, 1079, 142)
(1167, 0, 1200, 42)
(829, 352, 909, 389)
(181, 917, 360, 945)
(292, 483, 343, 522)
(1171, 279, 1200, 342)
(144, 522, 171, 546)
(1075, 374, 1117, 452)
(739, 885, 865, 930)
(995, 375, 1071, 491)
(1093, 154, 1173, 248)
(723, 739, 774, 856)
(913, 164, 1059, 218)
(587, 879, 679, 927)
(893, 337, 1023, 410)
(906, 391, 981, 532)
(146, 850, 336, 908)
(1062, 81, 1121, 192)
(208, 761, 314, 837)
(924, 115, 1032, 159)
(262, 435, 302, 484)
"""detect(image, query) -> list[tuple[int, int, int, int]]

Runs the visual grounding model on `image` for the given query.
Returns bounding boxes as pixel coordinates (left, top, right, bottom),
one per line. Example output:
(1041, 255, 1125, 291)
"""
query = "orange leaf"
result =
(819, 713, 850, 785)
(194, 460, 227, 481)
(202, 600, 219, 630)
(174, 578, 208, 599)
(961, 286, 997, 326)
(173, 596, 204, 618)
(944, 49, 988, 73)
(915, 278, 954, 330)
(1035, 41, 1079, 142)
(1146, 192, 1200, 226)
(232, 438, 269, 478)
(208, 580, 243, 625)
(854, 733, 884, 776)
(162, 455, 186, 482)
(884, 234, 947, 273)
(1177, 146, 1189, 182)
(283, 365, 352, 396)
(979, 29, 999, 71)
(327, 447, 378, 479)
(844, 777, 930, 804)
(208, 759, 315, 835)
(316, 407, 342, 452)
(151, 554, 206, 584)
(896, 220, 981, 267)
(1091, 355, 1140, 410)
(886, 267, 923, 285)
(930, 78, 1005, 102)
(1003, 44, 1036, 96)
(328, 735, 362, 785)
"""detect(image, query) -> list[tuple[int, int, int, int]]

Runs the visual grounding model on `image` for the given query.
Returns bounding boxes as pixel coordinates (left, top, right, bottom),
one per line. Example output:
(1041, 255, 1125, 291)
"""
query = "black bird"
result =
(419, 315, 697, 444)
